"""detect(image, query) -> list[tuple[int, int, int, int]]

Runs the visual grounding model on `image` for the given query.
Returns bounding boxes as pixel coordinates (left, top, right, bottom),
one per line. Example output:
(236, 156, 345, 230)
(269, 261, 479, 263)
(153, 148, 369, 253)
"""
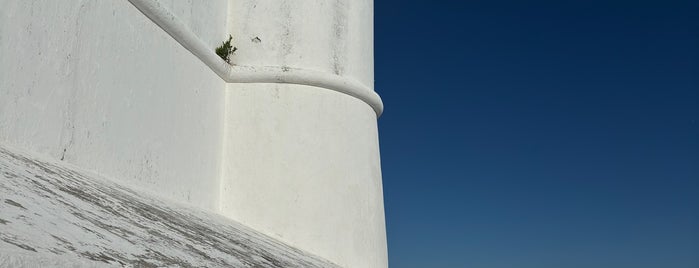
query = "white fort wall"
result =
(0, 0, 228, 210)
(221, 1, 387, 268)
(0, 1, 387, 267)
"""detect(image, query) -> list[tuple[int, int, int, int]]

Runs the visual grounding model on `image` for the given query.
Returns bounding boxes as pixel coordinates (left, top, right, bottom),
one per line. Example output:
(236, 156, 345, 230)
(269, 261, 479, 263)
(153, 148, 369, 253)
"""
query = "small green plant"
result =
(215, 35, 237, 64)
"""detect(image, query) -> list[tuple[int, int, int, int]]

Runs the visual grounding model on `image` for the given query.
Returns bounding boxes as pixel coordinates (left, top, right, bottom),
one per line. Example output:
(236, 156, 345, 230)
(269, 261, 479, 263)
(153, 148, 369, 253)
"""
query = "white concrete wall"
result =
(0, 1, 387, 267)
(0, 0, 228, 210)
(221, 0, 388, 267)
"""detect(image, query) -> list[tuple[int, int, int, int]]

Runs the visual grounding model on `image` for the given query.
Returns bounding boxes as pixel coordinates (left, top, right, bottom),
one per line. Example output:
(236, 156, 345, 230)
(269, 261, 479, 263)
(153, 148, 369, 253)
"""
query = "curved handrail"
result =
(127, 0, 383, 116)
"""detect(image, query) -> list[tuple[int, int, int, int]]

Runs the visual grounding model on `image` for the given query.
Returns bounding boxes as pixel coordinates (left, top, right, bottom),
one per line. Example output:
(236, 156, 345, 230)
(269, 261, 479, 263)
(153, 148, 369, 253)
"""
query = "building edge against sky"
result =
(220, 0, 387, 267)
(0, 0, 387, 267)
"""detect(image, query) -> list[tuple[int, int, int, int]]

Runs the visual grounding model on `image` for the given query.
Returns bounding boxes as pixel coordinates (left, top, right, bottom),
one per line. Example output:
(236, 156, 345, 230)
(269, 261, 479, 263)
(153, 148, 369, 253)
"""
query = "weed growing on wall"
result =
(216, 35, 237, 64)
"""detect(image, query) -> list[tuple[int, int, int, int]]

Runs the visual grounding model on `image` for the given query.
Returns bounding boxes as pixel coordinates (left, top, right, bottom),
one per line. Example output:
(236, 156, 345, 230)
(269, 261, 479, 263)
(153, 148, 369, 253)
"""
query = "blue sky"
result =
(375, 0, 698, 267)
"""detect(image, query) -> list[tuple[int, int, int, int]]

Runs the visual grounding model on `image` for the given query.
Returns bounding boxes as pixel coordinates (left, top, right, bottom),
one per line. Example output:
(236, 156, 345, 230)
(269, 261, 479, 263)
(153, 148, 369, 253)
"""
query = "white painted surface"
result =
(228, 0, 375, 86)
(129, 0, 383, 115)
(221, 84, 387, 268)
(0, 144, 339, 267)
(0, 0, 227, 210)
(221, 1, 388, 267)
(0, 1, 387, 267)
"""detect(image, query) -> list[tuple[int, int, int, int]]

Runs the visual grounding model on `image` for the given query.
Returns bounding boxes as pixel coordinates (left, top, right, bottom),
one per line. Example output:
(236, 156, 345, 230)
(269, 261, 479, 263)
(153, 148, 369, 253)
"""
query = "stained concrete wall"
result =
(221, 1, 388, 267)
(0, 1, 387, 267)
(0, 0, 228, 210)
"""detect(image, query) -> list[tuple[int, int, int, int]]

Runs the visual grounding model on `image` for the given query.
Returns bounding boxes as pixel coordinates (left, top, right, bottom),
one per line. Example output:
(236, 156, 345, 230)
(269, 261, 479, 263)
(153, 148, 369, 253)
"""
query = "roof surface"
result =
(0, 146, 338, 268)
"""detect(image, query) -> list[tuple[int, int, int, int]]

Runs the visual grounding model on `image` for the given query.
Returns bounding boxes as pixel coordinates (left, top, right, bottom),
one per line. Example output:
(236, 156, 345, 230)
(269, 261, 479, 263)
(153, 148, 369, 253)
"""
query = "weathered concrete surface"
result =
(222, 1, 388, 267)
(0, 0, 226, 211)
(0, 1, 387, 267)
(222, 84, 386, 268)
(0, 145, 338, 268)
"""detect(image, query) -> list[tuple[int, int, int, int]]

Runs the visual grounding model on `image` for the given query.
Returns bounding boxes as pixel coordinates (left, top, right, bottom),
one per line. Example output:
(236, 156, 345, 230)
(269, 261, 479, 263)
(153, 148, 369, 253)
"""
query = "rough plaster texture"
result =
(0, 0, 227, 210)
(222, 1, 387, 267)
(0, 144, 338, 267)
(228, 0, 374, 86)
(222, 84, 386, 268)
(128, 0, 383, 115)
(0, 0, 387, 267)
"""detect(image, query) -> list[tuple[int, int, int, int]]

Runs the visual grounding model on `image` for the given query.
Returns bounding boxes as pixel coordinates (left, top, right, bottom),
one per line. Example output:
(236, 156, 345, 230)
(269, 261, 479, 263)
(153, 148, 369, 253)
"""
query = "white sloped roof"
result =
(0, 146, 338, 268)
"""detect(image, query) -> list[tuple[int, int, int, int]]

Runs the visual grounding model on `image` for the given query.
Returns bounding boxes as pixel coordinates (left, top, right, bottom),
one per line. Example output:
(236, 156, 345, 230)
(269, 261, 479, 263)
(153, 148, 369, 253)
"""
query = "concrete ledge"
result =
(128, 0, 384, 116)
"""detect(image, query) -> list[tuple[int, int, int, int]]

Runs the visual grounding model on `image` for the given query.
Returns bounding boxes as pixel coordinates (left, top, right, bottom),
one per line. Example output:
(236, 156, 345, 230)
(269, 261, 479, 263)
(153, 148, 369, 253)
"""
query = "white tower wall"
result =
(219, 1, 387, 267)
(0, 0, 228, 210)
(0, 1, 387, 267)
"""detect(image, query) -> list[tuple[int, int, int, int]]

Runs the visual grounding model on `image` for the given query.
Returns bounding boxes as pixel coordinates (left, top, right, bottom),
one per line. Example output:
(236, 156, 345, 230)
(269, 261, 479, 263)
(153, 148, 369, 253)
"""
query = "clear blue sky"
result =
(375, 0, 698, 267)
